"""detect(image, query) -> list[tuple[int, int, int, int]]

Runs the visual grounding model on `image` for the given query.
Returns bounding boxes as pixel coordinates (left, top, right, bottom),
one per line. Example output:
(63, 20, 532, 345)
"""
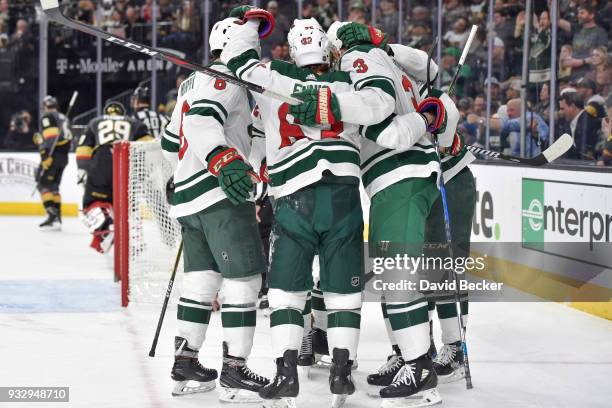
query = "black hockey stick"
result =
(33, 90, 79, 195)
(39, 0, 300, 105)
(466, 134, 573, 166)
(149, 239, 183, 357)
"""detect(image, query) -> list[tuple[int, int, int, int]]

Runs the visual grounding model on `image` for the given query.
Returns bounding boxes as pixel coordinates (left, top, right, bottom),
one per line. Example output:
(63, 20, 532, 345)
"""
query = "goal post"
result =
(113, 140, 183, 307)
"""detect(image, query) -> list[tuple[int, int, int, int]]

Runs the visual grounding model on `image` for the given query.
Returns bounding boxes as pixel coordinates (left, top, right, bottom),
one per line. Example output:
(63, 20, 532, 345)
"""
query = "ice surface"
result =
(1, 216, 611, 408)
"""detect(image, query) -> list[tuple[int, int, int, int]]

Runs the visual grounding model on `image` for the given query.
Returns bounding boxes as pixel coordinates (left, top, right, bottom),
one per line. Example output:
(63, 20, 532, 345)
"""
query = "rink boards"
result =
(1, 152, 610, 318)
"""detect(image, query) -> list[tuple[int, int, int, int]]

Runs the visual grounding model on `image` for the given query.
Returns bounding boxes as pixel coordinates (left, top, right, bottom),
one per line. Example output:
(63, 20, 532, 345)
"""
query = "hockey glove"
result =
(229, 6, 275, 39)
(207, 147, 258, 205)
(42, 157, 53, 170)
(165, 176, 175, 205)
(417, 97, 447, 135)
(336, 23, 389, 49)
(450, 130, 464, 156)
(289, 86, 341, 127)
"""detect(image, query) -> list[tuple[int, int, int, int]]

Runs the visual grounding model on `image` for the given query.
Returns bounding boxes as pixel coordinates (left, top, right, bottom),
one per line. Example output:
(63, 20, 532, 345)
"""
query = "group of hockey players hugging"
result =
(160, 6, 475, 408)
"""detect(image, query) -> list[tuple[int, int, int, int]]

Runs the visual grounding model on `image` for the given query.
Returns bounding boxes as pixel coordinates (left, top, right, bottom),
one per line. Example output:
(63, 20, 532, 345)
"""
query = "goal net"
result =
(113, 141, 183, 306)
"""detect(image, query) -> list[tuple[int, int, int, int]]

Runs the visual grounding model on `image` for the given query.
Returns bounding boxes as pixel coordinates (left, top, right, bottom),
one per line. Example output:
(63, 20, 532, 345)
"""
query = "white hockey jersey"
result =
(221, 27, 361, 199)
(161, 63, 253, 218)
(336, 45, 460, 197)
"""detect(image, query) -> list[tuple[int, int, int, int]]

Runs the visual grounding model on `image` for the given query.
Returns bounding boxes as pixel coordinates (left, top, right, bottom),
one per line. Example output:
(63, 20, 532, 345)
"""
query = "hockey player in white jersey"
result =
(288, 22, 459, 407)
(161, 17, 269, 402)
(329, 22, 475, 388)
(221, 10, 364, 408)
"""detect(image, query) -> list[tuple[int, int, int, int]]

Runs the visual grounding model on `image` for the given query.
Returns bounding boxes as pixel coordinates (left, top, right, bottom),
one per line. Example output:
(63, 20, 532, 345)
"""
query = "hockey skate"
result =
(379, 354, 441, 408)
(432, 341, 464, 384)
(171, 337, 217, 396)
(329, 348, 355, 408)
(219, 342, 269, 403)
(39, 211, 61, 231)
(367, 345, 405, 397)
(258, 349, 299, 408)
(297, 329, 314, 379)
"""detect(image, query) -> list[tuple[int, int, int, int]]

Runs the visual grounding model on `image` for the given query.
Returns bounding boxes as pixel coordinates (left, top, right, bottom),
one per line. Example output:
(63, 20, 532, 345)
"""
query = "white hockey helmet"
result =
(287, 18, 331, 67)
(209, 17, 239, 53)
(326, 21, 349, 51)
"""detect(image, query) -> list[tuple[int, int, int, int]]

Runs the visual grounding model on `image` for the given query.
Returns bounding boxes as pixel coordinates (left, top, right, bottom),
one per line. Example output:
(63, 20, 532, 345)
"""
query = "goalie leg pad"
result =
(82, 202, 113, 233)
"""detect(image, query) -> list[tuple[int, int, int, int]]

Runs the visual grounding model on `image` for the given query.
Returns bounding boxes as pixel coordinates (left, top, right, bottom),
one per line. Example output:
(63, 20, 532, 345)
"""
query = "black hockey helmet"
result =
(132, 85, 151, 104)
(104, 100, 126, 116)
(43, 95, 59, 109)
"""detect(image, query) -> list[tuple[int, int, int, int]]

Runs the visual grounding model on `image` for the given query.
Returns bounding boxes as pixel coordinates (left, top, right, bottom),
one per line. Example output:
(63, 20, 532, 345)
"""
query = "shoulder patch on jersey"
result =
(227, 49, 260, 78)
(270, 59, 310, 81)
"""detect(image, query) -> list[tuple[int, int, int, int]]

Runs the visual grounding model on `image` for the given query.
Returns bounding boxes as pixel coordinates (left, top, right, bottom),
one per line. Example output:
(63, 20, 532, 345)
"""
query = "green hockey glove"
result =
(337, 23, 389, 49)
(289, 86, 341, 127)
(207, 147, 258, 205)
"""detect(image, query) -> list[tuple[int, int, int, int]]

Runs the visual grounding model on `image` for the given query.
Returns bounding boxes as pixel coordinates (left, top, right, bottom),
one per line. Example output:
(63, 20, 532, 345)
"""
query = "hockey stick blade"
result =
(39, 0, 301, 105)
(467, 133, 573, 166)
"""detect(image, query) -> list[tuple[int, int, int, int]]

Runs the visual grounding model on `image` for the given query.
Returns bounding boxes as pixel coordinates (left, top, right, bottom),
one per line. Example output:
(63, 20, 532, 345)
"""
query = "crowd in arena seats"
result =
(1, 0, 611, 165)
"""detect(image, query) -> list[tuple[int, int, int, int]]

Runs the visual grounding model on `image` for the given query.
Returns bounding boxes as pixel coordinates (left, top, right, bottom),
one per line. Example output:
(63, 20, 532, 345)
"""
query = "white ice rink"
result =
(1, 216, 611, 408)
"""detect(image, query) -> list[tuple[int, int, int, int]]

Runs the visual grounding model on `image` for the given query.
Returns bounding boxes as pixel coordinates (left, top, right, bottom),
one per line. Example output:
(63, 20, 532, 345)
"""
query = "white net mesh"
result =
(127, 141, 183, 304)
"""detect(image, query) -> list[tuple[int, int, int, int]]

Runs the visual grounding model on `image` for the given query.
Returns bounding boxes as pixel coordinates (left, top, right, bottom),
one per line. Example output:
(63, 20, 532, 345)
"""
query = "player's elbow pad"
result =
(376, 112, 427, 150)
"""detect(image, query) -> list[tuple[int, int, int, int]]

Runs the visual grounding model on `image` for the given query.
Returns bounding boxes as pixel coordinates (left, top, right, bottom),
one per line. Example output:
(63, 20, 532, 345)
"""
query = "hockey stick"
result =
(429, 26, 478, 390)
(447, 25, 478, 97)
(149, 239, 183, 357)
(466, 134, 573, 166)
(39, 0, 300, 106)
(33, 90, 79, 196)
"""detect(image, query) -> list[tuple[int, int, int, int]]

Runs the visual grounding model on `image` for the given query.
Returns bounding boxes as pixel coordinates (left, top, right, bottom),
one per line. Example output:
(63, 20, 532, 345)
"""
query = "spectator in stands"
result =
(8, 19, 32, 51)
(536, 83, 550, 123)
(469, 98, 549, 157)
(378, 0, 399, 43)
(404, 22, 431, 49)
(444, 17, 470, 49)
(529, 9, 552, 85)
(560, 4, 608, 78)
(586, 46, 612, 97)
(493, 8, 514, 46)
(443, 0, 467, 27)
(3, 110, 35, 151)
(597, 97, 612, 166)
(410, 5, 430, 27)
(301, 2, 314, 19)
(491, 36, 509, 81)
(484, 77, 502, 110)
(105, 9, 125, 38)
(125, 6, 144, 40)
(559, 91, 601, 160)
(348, 2, 368, 24)
(262, 1, 290, 59)
(576, 77, 606, 120)
(0, 0, 9, 33)
(559, 44, 574, 80)
(74, 0, 97, 25)
(270, 43, 284, 61)
(0, 32, 7, 49)
(314, 0, 337, 31)
(439, 47, 473, 98)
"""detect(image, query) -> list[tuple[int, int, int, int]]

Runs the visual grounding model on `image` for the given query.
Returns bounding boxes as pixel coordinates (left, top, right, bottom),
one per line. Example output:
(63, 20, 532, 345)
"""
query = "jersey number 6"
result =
(178, 101, 190, 160)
